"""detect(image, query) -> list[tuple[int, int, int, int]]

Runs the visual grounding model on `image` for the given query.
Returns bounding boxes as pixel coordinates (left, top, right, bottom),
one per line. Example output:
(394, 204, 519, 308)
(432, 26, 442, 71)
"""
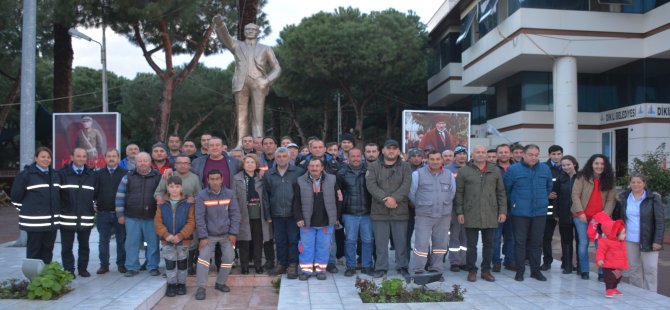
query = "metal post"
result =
(101, 24, 108, 112)
(337, 92, 342, 144)
(15, 0, 37, 247)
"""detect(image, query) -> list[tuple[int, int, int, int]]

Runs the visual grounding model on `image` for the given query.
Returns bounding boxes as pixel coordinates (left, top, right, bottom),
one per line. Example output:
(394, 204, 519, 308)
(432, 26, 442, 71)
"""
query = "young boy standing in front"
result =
(154, 176, 195, 297)
(596, 217, 628, 298)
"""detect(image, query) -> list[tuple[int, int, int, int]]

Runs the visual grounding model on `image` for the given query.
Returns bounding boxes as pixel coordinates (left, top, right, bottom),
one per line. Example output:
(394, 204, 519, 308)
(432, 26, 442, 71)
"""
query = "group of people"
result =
(10, 131, 665, 300)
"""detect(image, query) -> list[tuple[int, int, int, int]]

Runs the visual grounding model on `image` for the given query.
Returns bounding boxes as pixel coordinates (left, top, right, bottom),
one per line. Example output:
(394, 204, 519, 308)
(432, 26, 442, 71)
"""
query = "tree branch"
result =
(183, 109, 216, 140)
(133, 23, 164, 78)
(174, 24, 215, 88)
(159, 19, 174, 78)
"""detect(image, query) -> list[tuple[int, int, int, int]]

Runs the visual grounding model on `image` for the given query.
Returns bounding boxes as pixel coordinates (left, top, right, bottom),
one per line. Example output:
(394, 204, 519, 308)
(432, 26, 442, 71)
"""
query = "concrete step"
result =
(185, 273, 279, 287)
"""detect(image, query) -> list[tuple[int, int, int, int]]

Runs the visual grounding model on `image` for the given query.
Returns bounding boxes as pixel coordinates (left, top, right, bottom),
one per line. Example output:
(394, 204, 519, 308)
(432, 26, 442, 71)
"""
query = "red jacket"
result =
(418, 128, 456, 153)
(587, 211, 611, 241)
(595, 219, 628, 270)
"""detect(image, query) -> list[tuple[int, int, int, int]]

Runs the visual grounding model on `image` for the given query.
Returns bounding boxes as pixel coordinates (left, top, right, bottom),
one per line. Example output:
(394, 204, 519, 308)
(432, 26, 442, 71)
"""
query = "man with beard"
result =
(364, 143, 380, 164)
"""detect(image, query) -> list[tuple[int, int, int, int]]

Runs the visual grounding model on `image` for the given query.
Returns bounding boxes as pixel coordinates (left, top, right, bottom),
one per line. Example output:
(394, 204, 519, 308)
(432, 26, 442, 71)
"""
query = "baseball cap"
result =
(454, 145, 468, 155)
(286, 143, 299, 149)
(383, 139, 400, 148)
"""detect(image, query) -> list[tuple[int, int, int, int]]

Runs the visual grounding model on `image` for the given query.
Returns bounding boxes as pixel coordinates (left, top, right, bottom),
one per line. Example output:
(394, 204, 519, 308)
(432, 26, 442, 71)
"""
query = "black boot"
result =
(188, 249, 198, 276)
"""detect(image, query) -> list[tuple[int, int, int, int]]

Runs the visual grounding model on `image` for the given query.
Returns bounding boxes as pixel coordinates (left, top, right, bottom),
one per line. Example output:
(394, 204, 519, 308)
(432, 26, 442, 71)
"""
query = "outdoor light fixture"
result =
(22, 258, 44, 281)
(69, 27, 109, 112)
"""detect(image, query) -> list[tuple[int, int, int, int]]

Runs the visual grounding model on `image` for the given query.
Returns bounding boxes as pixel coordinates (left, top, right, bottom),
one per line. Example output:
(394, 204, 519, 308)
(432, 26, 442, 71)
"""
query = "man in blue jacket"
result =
(504, 144, 553, 282)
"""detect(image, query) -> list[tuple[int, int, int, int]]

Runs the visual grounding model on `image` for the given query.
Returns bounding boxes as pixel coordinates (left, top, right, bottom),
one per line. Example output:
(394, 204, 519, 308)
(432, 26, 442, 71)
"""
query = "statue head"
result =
(244, 23, 260, 39)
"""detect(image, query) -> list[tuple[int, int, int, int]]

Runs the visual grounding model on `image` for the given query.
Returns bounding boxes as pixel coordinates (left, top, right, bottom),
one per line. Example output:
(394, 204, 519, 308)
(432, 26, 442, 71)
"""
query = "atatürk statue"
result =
(213, 15, 281, 147)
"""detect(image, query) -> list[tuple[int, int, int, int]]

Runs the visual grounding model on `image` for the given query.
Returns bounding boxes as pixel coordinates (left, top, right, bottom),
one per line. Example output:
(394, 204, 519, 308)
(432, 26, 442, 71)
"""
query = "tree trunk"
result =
(352, 101, 365, 147)
(322, 99, 330, 141)
(238, 0, 258, 40)
(271, 107, 281, 141)
(53, 23, 73, 112)
(385, 100, 393, 140)
(0, 68, 21, 137)
(155, 78, 173, 143)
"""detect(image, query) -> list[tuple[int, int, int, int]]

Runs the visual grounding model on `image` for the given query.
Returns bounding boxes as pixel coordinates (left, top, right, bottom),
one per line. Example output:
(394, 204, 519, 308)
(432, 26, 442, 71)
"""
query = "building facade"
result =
(427, 0, 670, 176)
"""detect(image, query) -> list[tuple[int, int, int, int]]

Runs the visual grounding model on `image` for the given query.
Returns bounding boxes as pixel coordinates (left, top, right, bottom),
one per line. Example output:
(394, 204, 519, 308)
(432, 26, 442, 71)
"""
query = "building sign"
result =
(600, 103, 670, 124)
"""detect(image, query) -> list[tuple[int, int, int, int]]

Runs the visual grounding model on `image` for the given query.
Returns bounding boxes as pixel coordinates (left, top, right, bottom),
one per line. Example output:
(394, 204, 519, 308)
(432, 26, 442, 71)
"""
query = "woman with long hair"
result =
(571, 154, 616, 280)
(617, 173, 665, 292)
(556, 155, 579, 274)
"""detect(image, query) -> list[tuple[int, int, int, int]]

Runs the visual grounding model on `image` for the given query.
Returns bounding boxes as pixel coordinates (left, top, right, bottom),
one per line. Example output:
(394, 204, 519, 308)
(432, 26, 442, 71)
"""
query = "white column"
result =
(553, 56, 578, 156)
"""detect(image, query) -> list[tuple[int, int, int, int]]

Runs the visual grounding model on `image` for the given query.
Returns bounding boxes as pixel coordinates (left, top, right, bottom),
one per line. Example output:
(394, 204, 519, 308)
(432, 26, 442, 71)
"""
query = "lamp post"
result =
(68, 27, 108, 112)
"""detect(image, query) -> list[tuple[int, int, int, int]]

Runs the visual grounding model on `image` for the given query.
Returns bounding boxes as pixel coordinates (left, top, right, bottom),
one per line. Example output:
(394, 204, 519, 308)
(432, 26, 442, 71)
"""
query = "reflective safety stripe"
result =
(432, 249, 448, 254)
(449, 247, 461, 251)
(60, 222, 77, 226)
(19, 222, 54, 227)
(81, 216, 95, 220)
(26, 184, 50, 190)
(197, 258, 210, 267)
(19, 214, 53, 220)
(460, 246, 467, 251)
(220, 263, 233, 269)
(203, 199, 231, 206)
(547, 212, 553, 215)
(81, 185, 95, 190)
(60, 184, 80, 189)
(547, 205, 554, 209)
(53, 183, 61, 187)
(552, 178, 557, 182)
(413, 249, 428, 257)
(60, 215, 78, 219)
(81, 223, 95, 227)
(12, 202, 22, 207)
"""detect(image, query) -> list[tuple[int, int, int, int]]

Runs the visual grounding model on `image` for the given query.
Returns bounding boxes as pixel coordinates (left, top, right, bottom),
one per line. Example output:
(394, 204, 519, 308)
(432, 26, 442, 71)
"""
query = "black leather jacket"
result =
(262, 164, 305, 220)
(618, 189, 665, 252)
(556, 172, 577, 225)
(337, 164, 371, 216)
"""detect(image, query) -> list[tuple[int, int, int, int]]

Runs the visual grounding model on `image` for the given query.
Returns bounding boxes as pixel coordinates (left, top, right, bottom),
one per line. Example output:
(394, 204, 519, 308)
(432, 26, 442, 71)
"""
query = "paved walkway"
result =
(0, 229, 165, 310)
(277, 235, 670, 310)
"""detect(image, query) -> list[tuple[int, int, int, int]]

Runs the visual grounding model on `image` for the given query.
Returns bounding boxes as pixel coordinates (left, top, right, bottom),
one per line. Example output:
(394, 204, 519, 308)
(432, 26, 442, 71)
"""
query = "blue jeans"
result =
(493, 215, 515, 265)
(574, 218, 601, 275)
(124, 217, 159, 272)
(342, 214, 373, 269)
(97, 212, 126, 267)
(299, 226, 333, 275)
(272, 216, 300, 267)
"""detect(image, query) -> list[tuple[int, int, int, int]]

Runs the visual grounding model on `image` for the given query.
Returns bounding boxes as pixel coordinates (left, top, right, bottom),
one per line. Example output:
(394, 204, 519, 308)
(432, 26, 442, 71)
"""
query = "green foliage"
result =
(273, 7, 429, 143)
(355, 277, 466, 303)
(26, 262, 73, 300)
(271, 277, 281, 293)
(630, 143, 670, 198)
(0, 278, 29, 299)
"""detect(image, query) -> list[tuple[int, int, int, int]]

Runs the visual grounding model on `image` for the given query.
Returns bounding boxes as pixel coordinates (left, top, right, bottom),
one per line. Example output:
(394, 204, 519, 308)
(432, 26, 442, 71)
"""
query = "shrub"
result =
(0, 278, 30, 299)
(355, 277, 465, 303)
(630, 143, 670, 199)
(271, 277, 281, 293)
(27, 262, 73, 300)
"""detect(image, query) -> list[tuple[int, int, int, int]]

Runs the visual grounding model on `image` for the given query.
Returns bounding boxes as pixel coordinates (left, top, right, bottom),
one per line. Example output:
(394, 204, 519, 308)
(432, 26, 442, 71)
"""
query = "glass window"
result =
(522, 72, 553, 111)
(602, 132, 611, 159)
(457, 9, 476, 51)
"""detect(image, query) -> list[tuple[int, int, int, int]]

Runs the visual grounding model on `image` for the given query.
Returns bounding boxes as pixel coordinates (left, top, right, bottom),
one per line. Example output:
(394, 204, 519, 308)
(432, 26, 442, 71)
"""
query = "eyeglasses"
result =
(175, 162, 191, 165)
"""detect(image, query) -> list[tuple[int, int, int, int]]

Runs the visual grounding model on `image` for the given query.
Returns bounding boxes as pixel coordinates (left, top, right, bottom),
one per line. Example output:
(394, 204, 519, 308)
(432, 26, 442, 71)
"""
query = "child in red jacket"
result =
(596, 218, 628, 298)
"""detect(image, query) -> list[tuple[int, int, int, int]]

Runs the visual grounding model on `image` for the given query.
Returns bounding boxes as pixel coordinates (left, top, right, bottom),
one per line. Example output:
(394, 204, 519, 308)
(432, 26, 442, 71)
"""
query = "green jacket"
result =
(455, 160, 507, 229)
(365, 158, 412, 221)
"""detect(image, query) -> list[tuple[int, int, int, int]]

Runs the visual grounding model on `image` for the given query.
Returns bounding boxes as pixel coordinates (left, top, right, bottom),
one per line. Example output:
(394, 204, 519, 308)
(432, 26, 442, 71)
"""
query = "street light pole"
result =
(68, 27, 108, 112)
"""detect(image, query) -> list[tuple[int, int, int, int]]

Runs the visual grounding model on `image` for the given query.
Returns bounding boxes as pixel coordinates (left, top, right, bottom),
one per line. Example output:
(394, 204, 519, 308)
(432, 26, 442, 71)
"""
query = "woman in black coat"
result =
(10, 147, 61, 263)
(555, 155, 579, 274)
(617, 173, 665, 292)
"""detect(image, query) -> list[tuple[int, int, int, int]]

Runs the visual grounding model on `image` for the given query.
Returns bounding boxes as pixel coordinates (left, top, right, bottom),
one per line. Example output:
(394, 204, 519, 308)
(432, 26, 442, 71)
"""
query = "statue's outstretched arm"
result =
(213, 14, 235, 51)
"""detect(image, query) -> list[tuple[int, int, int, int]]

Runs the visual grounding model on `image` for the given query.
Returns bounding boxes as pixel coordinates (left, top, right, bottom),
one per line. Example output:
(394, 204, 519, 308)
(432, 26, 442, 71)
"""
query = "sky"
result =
(71, 0, 444, 79)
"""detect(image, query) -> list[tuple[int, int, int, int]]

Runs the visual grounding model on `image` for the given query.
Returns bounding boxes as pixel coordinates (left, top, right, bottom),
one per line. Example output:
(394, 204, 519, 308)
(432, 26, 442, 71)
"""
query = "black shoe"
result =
(530, 271, 547, 281)
(326, 263, 338, 274)
(118, 266, 127, 273)
(140, 262, 147, 271)
(195, 287, 206, 300)
(215, 283, 230, 292)
(362, 268, 375, 276)
(176, 284, 186, 295)
(241, 266, 249, 275)
(397, 267, 409, 276)
(149, 269, 160, 276)
(97, 266, 109, 274)
(459, 265, 468, 271)
(255, 266, 264, 274)
(78, 269, 91, 277)
(316, 273, 327, 280)
(492, 263, 501, 273)
(581, 272, 590, 280)
(124, 270, 139, 277)
(504, 263, 518, 271)
(344, 268, 356, 277)
(514, 272, 524, 281)
(562, 266, 573, 274)
(299, 273, 309, 281)
(598, 274, 604, 282)
(450, 265, 460, 272)
(540, 262, 551, 271)
(287, 264, 299, 279)
(374, 270, 387, 278)
(165, 284, 176, 297)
